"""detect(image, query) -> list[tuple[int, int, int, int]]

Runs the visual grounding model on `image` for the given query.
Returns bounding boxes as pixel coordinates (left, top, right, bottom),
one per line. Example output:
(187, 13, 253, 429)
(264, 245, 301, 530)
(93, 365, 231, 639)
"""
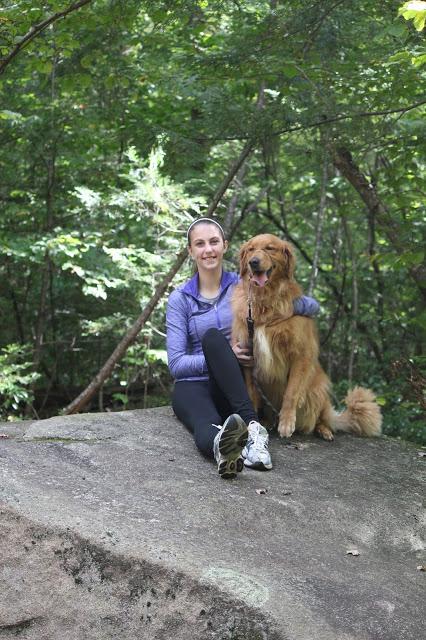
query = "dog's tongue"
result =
(252, 272, 268, 287)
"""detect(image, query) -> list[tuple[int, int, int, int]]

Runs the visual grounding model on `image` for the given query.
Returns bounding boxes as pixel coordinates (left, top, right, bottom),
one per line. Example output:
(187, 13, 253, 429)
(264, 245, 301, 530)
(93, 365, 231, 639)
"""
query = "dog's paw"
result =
(278, 411, 296, 438)
(315, 423, 334, 441)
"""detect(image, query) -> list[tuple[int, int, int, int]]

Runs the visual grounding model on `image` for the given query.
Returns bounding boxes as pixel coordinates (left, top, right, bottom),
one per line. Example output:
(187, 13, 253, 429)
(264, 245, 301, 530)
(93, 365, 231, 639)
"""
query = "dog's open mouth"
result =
(250, 267, 273, 287)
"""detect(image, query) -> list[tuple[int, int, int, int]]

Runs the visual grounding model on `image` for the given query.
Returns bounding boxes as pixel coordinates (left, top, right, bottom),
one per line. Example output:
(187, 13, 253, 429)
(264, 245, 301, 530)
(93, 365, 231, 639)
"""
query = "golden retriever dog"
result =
(232, 234, 382, 440)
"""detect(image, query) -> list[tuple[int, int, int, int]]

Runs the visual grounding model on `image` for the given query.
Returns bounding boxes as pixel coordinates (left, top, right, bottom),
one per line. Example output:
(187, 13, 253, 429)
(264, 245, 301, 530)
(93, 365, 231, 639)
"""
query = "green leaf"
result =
(78, 74, 92, 88)
(83, 283, 107, 299)
(386, 23, 407, 37)
(62, 262, 86, 277)
(415, 309, 426, 329)
(112, 393, 129, 405)
(400, 250, 424, 266)
(282, 64, 298, 79)
(74, 186, 101, 209)
(145, 349, 168, 365)
(412, 53, 426, 66)
(388, 51, 411, 63)
(0, 110, 23, 120)
(398, 1, 426, 31)
(80, 54, 93, 69)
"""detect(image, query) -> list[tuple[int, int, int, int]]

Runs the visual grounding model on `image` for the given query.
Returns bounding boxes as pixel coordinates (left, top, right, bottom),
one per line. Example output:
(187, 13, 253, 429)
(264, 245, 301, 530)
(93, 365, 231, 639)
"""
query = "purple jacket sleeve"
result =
(293, 296, 320, 317)
(166, 290, 207, 379)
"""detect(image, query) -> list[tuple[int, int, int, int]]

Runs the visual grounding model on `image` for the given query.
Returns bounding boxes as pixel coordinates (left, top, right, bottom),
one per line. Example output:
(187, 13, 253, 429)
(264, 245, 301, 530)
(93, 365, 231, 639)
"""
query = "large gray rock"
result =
(0, 407, 424, 640)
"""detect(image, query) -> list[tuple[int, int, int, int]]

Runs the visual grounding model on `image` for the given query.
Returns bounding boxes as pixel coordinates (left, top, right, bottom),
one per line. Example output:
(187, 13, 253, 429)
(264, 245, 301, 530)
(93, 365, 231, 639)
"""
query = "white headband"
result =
(186, 218, 225, 243)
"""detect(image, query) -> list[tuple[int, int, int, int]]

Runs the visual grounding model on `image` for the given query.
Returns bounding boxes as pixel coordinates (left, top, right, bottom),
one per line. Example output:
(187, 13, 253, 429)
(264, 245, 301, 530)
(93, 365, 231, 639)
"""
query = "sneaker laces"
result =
(248, 421, 269, 452)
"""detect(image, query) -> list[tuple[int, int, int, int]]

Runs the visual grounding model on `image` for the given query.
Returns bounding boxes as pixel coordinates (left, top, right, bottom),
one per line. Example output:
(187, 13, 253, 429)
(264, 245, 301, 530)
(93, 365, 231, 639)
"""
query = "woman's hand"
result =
(232, 342, 254, 368)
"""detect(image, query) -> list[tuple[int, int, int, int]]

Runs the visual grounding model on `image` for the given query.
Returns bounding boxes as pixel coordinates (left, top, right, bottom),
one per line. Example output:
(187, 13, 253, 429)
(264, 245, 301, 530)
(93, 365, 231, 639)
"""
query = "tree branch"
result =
(331, 144, 426, 303)
(274, 99, 426, 135)
(174, 98, 426, 143)
(0, 0, 93, 75)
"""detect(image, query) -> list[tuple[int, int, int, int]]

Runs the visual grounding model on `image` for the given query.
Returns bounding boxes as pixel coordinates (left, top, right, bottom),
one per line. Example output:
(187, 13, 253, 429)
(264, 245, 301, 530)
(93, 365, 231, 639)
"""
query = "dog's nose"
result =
(249, 257, 260, 269)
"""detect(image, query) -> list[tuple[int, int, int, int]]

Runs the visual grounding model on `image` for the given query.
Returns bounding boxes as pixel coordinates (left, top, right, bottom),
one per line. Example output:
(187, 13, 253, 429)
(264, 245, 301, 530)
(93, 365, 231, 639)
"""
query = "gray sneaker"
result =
(213, 414, 248, 479)
(242, 420, 273, 470)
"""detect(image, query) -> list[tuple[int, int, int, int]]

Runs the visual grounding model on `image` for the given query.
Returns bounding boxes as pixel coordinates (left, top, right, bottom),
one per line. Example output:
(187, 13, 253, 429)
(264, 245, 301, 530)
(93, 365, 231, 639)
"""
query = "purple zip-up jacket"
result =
(166, 271, 320, 383)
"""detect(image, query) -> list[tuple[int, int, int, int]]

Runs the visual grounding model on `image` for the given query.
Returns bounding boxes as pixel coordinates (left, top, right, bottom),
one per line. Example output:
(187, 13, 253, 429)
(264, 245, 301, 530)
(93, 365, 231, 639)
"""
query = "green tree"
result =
(0, 1, 424, 442)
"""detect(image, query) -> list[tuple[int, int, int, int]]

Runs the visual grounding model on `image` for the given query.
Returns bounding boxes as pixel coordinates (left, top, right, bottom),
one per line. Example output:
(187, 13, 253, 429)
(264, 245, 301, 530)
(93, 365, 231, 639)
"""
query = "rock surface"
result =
(0, 407, 424, 640)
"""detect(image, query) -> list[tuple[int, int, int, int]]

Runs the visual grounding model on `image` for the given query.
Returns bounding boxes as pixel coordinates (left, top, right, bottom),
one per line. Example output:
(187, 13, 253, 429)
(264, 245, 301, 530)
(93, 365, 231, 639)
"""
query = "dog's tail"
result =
(330, 386, 382, 436)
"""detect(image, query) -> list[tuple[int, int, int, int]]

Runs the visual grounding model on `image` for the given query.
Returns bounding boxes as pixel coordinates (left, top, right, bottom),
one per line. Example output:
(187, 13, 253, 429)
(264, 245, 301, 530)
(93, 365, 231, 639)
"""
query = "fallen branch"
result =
(63, 245, 189, 415)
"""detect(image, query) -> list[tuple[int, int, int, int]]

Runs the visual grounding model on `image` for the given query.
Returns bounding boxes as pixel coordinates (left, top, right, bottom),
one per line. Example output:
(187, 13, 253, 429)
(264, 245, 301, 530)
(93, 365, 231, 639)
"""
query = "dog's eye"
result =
(247, 247, 255, 252)
(266, 246, 276, 251)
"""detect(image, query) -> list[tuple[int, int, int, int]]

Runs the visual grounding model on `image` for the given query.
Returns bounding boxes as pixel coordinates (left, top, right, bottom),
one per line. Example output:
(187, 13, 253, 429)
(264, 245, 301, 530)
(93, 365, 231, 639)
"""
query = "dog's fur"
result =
(232, 234, 382, 440)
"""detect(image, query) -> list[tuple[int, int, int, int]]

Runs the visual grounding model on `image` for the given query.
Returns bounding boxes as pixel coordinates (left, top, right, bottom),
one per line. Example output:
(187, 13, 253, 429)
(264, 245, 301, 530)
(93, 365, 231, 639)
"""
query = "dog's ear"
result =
(282, 242, 296, 278)
(239, 242, 249, 277)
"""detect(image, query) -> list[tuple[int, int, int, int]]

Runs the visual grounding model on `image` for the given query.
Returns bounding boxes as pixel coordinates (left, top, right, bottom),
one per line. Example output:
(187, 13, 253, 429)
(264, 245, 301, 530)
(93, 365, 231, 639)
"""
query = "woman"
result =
(166, 218, 319, 479)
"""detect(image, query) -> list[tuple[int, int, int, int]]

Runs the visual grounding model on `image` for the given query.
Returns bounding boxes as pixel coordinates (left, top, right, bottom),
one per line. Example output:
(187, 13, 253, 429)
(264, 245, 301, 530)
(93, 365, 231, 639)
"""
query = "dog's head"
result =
(239, 234, 296, 287)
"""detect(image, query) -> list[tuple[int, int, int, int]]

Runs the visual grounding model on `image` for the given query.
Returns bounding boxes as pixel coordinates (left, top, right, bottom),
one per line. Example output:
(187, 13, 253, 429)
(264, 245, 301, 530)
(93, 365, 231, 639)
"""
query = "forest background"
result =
(0, 0, 425, 444)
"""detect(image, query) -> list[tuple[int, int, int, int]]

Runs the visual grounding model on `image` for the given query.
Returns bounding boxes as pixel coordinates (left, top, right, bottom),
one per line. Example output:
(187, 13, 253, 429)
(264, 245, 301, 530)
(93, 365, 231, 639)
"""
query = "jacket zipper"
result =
(214, 302, 222, 329)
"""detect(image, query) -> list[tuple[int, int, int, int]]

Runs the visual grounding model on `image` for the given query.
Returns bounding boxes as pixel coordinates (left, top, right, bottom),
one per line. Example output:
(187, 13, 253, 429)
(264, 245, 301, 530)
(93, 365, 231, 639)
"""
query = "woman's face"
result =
(188, 223, 228, 273)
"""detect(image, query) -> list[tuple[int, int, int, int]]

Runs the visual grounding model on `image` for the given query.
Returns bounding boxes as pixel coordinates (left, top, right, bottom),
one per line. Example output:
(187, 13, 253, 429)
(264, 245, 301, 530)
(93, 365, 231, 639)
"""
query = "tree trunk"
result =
(341, 216, 358, 385)
(33, 57, 57, 377)
(308, 148, 328, 295)
(366, 197, 386, 352)
(223, 163, 247, 236)
(331, 145, 426, 303)
(6, 260, 25, 343)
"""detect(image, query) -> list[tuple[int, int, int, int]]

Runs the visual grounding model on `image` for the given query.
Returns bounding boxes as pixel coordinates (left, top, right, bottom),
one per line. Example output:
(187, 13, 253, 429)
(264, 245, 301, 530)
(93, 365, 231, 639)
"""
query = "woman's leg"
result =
(201, 328, 258, 425)
(202, 328, 272, 471)
(172, 379, 248, 478)
(172, 380, 221, 459)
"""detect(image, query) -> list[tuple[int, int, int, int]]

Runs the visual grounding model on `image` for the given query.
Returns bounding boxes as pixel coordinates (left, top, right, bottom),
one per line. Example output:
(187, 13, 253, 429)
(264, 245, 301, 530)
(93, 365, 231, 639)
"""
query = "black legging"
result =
(172, 328, 258, 459)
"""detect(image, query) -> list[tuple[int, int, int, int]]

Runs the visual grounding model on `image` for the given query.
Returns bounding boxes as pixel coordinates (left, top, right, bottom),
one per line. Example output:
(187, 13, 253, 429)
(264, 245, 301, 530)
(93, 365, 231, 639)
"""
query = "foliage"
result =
(0, 344, 40, 418)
